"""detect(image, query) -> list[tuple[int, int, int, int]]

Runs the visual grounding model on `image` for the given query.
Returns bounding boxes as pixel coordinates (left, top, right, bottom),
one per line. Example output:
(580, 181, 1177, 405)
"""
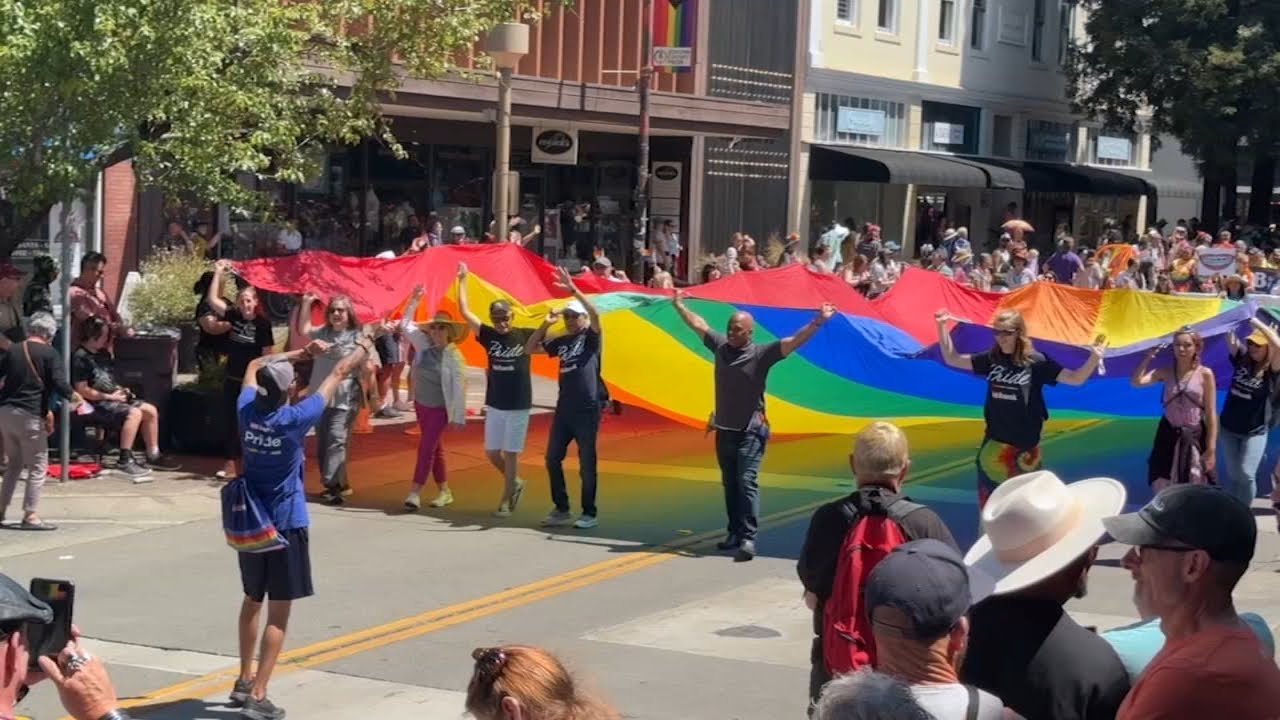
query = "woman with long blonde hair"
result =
(466, 646, 619, 720)
(935, 308, 1105, 507)
(1132, 327, 1218, 490)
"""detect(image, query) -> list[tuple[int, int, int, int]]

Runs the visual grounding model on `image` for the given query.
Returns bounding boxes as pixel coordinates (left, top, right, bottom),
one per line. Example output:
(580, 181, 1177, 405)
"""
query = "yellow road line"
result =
(96, 419, 1107, 715)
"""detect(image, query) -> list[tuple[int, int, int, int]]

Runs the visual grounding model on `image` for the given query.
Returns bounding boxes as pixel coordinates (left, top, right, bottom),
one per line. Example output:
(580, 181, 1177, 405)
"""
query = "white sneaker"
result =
(573, 515, 598, 529)
(492, 502, 512, 519)
(404, 491, 421, 510)
(540, 510, 574, 527)
(393, 401, 413, 412)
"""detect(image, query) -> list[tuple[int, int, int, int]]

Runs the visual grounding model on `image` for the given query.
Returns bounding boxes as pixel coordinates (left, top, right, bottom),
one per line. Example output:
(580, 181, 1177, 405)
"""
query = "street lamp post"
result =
(486, 23, 529, 242)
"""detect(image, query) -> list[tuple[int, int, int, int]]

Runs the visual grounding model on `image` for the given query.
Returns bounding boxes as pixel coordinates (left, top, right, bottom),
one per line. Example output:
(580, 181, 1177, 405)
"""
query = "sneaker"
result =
(429, 488, 454, 508)
(374, 407, 399, 419)
(572, 515, 598, 529)
(241, 695, 286, 720)
(119, 460, 153, 483)
(229, 678, 253, 707)
(508, 479, 525, 512)
(404, 490, 421, 511)
(492, 502, 512, 519)
(734, 540, 757, 563)
(393, 401, 413, 412)
(539, 510, 574, 528)
(144, 453, 182, 471)
(324, 491, 345, 507)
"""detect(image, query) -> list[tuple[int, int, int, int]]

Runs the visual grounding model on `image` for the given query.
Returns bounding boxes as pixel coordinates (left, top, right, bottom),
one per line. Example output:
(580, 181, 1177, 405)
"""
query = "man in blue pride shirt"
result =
(528, 267, 606, 530)
(230, 336, 372, 720)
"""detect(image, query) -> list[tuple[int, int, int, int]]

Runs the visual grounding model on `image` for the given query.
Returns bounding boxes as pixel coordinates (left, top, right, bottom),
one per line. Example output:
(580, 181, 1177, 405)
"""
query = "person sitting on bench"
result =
(72, 316, 180, 479)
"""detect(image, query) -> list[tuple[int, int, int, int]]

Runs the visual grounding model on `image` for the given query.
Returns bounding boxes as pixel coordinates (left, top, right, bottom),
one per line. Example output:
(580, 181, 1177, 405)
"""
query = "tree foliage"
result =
(1069, 0, 1280, 221)
(0, 0, 551, 258)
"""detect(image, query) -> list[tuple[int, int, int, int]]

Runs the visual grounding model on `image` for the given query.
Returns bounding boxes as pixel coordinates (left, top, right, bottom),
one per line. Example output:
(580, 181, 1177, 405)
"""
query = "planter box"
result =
(167, 385, 227, 455)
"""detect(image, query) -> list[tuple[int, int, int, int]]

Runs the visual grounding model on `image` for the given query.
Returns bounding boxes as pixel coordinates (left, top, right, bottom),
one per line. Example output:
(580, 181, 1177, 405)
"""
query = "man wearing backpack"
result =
(230, 335, 373, 720)
(797, 422, 958, 713)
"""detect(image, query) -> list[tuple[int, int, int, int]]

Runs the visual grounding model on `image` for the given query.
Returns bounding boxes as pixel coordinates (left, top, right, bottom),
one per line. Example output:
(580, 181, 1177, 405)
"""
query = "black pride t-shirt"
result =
(1220, 349, 1277, 436)
(223, 308, 275, 381)
(478, 325, 534, 411)
(971, 349, 1063, 449)
(544, 327, 603, 412)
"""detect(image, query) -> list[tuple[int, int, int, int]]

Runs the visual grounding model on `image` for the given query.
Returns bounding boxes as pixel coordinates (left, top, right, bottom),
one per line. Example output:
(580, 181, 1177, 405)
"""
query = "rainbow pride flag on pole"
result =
(652, 0, 697, 72)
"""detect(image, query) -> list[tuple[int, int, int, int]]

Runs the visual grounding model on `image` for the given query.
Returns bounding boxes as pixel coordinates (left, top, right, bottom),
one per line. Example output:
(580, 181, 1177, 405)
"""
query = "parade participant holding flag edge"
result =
(673, 291, 836, 561)
(935, 308, 1105, 508)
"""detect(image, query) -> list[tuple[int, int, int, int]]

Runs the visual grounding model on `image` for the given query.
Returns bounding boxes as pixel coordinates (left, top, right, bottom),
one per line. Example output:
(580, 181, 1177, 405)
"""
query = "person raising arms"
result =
(935, 308, 1104, 507)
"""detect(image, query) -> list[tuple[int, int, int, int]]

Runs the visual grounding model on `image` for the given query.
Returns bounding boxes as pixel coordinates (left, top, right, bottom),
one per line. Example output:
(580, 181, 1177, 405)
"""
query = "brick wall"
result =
(101, 161, 137, 299)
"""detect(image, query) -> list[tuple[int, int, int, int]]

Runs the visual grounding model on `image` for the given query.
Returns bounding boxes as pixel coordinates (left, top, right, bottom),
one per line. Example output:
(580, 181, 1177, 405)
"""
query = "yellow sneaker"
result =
(429, 488, 454, 508)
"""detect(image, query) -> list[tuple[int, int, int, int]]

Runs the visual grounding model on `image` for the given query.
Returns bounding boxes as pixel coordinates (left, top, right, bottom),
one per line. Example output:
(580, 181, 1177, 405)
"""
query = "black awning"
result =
(1021, 161, 1151, 196)
(810, 145, 1014, 189)
(1111, 169, 1202, 199)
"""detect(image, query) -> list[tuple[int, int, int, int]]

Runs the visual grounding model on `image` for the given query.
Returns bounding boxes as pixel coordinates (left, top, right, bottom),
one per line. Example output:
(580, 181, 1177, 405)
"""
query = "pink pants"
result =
(412, 404, 449, 489)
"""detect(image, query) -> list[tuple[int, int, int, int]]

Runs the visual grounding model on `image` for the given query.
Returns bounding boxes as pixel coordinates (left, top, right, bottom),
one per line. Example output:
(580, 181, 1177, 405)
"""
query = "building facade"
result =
(85, 0, 796, 293)
(791, 0, 1176, 255)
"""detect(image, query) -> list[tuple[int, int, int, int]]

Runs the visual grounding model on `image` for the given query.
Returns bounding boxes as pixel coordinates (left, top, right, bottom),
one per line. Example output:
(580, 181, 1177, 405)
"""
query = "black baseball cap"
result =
(865, 539, 995, 640)
(0, 573, 52, 628)
(1103, 485, 1256, 564)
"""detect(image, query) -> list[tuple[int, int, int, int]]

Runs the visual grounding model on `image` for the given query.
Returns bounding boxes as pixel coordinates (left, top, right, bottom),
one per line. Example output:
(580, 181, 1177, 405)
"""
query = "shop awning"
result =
(1111, 169, 1202, 199)
(1016, 161, 1151, 196)
(810, 145, 1024, 190)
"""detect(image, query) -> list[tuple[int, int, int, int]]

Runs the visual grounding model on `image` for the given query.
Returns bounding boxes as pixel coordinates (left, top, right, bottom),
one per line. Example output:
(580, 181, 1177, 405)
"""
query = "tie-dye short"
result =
(977, 437, 1043, 508)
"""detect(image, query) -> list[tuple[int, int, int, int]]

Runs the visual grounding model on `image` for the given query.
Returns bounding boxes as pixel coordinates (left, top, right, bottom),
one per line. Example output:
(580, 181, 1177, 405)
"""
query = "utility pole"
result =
(634, 0, 654, 283)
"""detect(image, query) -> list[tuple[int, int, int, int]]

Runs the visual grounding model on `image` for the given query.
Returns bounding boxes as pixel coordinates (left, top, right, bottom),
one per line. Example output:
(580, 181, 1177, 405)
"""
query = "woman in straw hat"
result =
(934, 308, 1105, 508)
(399, 285, 469, 511)
(1217, 318, 1280, 506)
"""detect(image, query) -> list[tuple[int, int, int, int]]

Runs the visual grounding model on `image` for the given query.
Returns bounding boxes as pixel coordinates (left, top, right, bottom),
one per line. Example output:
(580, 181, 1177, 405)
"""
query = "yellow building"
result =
(789, 0, 1181, 256)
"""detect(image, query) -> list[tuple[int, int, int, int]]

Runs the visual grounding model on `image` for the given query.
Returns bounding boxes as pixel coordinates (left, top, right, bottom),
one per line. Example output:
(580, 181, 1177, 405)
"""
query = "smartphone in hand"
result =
(25, 578, 75, 670)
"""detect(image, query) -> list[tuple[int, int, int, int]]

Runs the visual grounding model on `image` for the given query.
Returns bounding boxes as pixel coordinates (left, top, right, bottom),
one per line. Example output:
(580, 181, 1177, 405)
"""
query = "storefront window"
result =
(814, 94, 909, 148)
(1088, 129, 1138, 167)
(433, 145, 488, 239)
(1026, 120, 1075, 162)
(921, 101, 981, 155)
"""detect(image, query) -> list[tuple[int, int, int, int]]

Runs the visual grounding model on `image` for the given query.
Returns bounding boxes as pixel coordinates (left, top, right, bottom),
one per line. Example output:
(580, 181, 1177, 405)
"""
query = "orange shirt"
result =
(1117, 623, 1280, 720)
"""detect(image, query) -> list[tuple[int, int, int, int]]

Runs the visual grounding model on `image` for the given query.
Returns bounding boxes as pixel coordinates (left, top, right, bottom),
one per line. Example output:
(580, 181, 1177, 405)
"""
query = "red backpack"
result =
(821, 495, 925, 675)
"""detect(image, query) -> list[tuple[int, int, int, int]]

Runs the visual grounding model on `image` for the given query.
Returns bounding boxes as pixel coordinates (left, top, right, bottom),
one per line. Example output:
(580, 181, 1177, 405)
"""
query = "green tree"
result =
(0, 0, 550, 258)
(1068, 0, 1280, 226)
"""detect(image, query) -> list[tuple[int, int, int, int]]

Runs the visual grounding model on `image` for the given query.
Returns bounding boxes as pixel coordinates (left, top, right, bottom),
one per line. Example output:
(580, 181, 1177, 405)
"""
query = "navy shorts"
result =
(375, 333, 401, 366)
(238, 527, 314, 602)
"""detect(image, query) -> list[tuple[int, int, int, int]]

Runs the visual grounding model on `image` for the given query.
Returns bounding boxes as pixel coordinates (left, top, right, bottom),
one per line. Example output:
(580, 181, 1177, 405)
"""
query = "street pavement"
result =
(3, 370, 1279, 720)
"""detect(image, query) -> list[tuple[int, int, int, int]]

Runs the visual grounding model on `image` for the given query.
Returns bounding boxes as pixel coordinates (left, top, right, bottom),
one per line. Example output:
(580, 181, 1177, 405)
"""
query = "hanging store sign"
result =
(532, 126, 579, 165)
(837, 108, 887, 137)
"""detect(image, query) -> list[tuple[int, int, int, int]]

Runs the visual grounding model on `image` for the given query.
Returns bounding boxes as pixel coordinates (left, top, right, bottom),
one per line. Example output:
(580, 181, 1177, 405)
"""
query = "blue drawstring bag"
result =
(221, 478, 289, 553)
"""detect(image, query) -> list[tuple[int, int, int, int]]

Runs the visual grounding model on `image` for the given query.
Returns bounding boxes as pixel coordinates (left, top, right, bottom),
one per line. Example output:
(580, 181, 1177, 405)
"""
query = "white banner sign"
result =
(933, 122, 965, 145)
(653, 46, 693, 67)
(1195, 246, 1237, 278)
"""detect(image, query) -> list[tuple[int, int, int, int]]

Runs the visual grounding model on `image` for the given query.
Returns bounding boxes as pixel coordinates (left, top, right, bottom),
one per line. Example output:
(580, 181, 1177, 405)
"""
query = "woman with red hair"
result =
(1131, 327, 1218, 489)
(466, 646, 619, 720)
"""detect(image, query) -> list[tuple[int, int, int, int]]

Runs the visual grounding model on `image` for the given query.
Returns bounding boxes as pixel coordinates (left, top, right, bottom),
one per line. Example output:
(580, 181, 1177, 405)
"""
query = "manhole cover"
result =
(715, 624, 781, 639)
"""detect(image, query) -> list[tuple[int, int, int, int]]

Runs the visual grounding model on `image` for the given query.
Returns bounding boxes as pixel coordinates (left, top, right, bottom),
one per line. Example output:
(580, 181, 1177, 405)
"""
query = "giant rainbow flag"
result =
(233, 244, 1257, 435)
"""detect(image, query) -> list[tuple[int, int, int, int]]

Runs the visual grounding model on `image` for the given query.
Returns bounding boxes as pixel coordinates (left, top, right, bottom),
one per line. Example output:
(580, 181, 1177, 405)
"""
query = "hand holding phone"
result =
(25, 578, 74, 670)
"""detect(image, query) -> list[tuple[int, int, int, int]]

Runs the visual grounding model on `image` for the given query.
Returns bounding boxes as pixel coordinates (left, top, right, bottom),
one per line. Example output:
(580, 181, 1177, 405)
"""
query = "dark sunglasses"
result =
(562, 311, 582, 319)
(328, 307, 348, 314)
(490, 314, 512, 322)
(427, 324, 449, 331)
(994, 329, 1017, 337)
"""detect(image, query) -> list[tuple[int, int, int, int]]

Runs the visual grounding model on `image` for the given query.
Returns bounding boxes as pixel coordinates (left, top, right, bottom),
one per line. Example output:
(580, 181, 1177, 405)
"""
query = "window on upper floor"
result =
(836, 0, 856, 24)
(970, 0, 987, 50)
(992, 115, 1013, 157)
(939, 0, 958, 44)
(1058, 1, 1076, 65)
(815, 94, 909, 149)
(1026, 120, 1076, 162)
(878, 0, 899, 33)
(1088, 128, 1138, 167)
(1031, 0, 1047, 61)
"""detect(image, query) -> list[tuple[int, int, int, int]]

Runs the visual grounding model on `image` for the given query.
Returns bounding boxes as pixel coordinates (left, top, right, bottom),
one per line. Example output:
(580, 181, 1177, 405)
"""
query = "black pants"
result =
(546, 407, 601, 516)
(715, 427, 767, 542)
(809, 637, 830, 715)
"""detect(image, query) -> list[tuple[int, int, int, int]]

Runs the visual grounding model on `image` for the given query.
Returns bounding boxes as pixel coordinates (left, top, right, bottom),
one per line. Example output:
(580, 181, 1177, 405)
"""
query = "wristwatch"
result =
(97, 711, 132, 720)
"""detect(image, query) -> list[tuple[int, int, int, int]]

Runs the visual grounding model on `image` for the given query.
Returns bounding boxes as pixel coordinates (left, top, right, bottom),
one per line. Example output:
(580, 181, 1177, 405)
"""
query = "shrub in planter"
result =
(128, 250, 232, 372)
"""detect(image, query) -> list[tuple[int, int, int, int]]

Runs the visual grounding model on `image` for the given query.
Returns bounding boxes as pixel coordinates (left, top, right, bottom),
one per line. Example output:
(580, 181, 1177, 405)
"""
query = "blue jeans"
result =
(546, 408, 601, 516)
(1219, 430, 1267, 507)
(715, 427, 767, 542)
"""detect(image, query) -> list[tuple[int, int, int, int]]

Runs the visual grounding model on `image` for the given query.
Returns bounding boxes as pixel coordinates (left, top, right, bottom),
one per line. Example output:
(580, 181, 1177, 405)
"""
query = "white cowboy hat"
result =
(965, 470, 1127, 596)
